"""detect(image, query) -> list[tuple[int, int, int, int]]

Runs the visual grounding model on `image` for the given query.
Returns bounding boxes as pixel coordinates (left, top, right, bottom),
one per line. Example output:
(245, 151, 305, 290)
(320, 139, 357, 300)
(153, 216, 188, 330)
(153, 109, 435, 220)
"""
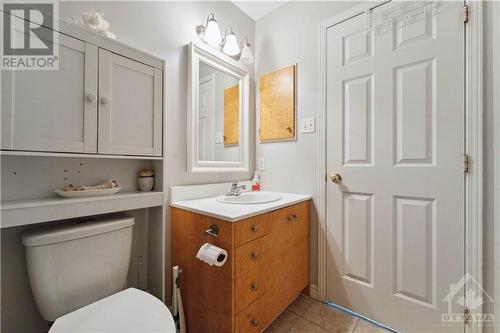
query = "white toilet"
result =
(22, 214, 176, 332)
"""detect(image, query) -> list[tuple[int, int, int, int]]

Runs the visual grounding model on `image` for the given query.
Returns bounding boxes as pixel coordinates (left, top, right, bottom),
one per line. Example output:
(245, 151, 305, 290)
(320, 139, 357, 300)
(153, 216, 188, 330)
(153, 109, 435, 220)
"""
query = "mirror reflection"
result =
(198, 61, 240, 162)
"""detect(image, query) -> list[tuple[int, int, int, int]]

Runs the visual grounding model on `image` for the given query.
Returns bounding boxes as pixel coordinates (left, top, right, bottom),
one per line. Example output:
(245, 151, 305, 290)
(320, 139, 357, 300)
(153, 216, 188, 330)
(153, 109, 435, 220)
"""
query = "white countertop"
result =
(170, 191, 312, 222)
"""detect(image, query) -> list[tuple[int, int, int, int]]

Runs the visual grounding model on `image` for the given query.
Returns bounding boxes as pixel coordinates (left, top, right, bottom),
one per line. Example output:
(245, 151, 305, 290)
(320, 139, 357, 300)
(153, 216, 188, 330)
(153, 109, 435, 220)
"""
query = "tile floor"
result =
(264, 295, 390, 333)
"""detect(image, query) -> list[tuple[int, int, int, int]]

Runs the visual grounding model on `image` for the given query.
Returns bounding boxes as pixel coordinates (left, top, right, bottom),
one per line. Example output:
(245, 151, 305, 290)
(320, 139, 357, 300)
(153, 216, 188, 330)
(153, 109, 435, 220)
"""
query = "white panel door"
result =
(98, 49, 162, 156)
(1, 21, 98, 153)
(198, 74, 215, 161)
(326, 3, 465, 332)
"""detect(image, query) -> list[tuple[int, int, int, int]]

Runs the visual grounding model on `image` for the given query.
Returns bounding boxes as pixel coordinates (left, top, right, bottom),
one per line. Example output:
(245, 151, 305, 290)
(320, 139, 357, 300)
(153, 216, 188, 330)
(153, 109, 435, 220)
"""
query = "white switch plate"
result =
(215, 132, 224, 144)
(300, 117, 316, 134)
(257, 157, 265, 171)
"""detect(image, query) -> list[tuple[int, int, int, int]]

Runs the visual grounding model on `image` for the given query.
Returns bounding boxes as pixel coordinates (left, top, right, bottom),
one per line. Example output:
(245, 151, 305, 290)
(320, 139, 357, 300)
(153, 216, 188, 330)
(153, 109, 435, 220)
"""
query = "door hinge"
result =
(463, 4, 469, 23)
(463, 154, 470, 174)
(464, 305, 470, 325)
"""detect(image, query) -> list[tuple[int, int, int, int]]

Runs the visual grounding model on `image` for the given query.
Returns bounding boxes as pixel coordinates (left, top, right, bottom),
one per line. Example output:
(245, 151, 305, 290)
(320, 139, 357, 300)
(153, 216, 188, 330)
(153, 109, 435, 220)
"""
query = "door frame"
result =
(316, 2, 484, 331)
(493, 0, 500, 330)
(198, 73, 216, 161)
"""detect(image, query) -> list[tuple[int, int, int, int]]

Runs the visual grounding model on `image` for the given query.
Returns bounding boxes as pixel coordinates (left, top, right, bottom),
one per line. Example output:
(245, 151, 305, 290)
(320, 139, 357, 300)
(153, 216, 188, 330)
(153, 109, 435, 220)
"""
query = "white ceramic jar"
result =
(138, 177, 154, 191)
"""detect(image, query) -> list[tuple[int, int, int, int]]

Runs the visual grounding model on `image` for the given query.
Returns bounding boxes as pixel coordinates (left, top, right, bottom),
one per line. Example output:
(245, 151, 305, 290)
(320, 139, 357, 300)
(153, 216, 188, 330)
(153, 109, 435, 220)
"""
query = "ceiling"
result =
(231, 1, 288, 20)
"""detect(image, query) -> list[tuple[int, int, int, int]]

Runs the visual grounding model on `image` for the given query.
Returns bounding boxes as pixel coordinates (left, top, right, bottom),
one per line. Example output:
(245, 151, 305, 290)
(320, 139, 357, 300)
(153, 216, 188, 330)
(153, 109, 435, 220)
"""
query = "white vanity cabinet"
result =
(1, 30, 99, 154)
(1, 16, 163, 157)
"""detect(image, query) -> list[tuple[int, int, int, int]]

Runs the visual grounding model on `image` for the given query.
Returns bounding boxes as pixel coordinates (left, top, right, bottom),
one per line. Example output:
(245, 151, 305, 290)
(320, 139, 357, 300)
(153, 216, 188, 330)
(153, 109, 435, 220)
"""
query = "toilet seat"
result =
(49, 288, 176, 332)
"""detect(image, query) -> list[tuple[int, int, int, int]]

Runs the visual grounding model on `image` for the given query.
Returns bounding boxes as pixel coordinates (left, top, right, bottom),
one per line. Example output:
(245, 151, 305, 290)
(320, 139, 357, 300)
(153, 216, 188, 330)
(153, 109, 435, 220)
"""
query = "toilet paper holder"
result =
(204, 224, 219, 238)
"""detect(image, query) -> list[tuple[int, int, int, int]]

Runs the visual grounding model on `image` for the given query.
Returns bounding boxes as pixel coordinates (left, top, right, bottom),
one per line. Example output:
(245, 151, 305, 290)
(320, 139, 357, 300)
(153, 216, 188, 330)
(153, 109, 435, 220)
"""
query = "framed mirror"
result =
(187, 42, 250, 173)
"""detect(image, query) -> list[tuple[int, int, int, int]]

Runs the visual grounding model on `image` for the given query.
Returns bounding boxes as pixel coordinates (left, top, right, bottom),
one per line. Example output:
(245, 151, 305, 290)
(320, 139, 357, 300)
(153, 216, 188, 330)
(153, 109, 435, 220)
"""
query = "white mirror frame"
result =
(187, 42, 250, 173)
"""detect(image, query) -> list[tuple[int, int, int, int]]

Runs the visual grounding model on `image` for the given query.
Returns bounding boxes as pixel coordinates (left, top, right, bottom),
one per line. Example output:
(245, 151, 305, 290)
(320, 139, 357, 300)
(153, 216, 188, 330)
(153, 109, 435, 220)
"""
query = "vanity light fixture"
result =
(196, 14, 253, 62)
(221, 27, 240, 57)
(239, 38, 254, 64)
(196, 13, 222, 48)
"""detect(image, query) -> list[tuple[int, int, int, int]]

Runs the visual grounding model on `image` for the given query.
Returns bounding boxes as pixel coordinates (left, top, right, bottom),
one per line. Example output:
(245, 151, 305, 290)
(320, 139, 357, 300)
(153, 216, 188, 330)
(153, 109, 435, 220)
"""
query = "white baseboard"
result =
(309, 284, 319, 300)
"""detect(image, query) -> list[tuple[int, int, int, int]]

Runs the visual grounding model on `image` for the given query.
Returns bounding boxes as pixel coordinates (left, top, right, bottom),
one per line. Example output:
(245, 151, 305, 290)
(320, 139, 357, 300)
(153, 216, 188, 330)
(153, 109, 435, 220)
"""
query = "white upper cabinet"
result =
(1, 30, 98, 153)
(98, 50, 162, 156)
(1, 14, 163, 157)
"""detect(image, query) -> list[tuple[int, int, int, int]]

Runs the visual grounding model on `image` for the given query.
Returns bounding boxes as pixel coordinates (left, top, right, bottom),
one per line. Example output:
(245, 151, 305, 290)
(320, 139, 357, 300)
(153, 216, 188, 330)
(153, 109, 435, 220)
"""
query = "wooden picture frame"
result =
(224, 84, 239, 145)
(259, 64, 296, 142)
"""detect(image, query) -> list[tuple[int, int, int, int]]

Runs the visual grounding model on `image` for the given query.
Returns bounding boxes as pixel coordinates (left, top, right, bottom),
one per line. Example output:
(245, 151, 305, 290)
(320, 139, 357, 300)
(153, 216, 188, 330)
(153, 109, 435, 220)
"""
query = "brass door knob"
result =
(251, 224, 258, 232)
(330, 174, 342, 184)
(251, 319, 259, 327)
(251, 282, 259, 291)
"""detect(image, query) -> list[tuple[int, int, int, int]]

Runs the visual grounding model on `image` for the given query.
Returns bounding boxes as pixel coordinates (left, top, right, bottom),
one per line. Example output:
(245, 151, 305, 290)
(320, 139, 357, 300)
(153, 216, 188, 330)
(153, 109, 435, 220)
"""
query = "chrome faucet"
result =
(226, 181, 246, 196)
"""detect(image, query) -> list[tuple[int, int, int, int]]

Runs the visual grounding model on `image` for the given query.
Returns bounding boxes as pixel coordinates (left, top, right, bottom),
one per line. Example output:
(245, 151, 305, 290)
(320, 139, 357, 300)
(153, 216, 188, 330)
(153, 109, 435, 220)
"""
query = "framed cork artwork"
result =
(259, 64, 296, 142)
(223, 84, 239, 145)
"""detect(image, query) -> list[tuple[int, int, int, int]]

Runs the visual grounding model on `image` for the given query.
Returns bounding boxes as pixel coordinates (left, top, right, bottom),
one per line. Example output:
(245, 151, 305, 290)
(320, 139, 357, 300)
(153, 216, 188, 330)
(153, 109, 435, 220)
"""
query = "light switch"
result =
(257, 158, 265, 171)
(215, 132, 224, 144)
(300, 117, 316, 134)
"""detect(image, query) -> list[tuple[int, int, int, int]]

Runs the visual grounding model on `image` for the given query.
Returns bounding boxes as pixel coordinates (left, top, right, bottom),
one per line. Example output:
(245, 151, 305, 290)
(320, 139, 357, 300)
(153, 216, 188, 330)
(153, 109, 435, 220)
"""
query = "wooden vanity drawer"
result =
(235, 264, 271, 314)
(235, 235, 270, 278)
(235, 292, 272, 333)
(269, 201, 309, 250)
(235, 214, 269, 247)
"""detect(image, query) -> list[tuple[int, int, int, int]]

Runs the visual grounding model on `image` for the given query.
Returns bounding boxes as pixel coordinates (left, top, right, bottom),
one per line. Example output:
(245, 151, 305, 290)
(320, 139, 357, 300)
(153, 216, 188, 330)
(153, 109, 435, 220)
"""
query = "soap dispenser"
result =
(251, 172, 261, 191)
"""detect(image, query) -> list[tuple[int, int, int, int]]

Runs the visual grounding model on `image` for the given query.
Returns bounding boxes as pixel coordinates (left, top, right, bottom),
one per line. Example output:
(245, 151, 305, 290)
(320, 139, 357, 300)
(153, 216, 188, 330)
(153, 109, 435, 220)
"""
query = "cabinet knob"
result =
(100, 96, 111, 105)
(287, 214, 298, 222)
(251, 282, 259, 291)
(250, 251, 258, 259)
(250, 224, 258, 232)
(251, 319, 259, 327)
(86, 93, 97, 103)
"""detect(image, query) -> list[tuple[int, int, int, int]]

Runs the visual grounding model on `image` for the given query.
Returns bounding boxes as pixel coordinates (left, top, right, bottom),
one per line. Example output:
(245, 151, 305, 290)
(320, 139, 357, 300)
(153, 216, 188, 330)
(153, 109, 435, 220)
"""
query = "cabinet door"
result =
(1, 25, 98, 153)
(98, 49, 162, 156)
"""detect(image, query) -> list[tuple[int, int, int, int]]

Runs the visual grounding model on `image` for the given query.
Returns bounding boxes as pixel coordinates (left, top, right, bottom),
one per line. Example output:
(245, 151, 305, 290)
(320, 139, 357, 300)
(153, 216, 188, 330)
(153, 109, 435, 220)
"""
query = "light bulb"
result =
(203, 15, 222, 48)
(222, 30, 240, 57)
(240, 41, 254, 64)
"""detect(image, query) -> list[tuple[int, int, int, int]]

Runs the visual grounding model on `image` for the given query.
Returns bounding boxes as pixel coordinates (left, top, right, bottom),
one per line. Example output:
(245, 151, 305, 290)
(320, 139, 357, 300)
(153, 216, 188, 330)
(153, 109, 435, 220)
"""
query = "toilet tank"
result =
(22, 214, 135, 321)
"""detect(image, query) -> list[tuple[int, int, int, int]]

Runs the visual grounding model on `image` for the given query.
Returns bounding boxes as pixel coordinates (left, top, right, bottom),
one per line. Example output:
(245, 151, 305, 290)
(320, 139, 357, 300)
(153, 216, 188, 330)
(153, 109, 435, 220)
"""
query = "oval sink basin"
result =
(216, 192, 282, 204)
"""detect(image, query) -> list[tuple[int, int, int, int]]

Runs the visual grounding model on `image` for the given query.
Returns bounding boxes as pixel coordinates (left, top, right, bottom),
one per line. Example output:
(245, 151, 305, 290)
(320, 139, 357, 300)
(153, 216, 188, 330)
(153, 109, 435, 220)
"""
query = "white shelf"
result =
(1, 150, 164, 160)
(0, 191, 164, 229)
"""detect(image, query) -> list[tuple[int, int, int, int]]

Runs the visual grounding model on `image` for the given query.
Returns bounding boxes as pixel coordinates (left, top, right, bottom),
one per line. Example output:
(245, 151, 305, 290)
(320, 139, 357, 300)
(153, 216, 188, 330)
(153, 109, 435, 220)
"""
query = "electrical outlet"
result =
(300, 117, 316, 134)
(257, 157, 265, 171)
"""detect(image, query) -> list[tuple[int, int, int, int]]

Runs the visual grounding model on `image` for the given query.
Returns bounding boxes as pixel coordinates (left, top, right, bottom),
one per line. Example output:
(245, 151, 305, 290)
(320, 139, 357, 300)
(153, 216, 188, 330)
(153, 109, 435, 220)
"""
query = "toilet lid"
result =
(49, 288, 176, 333)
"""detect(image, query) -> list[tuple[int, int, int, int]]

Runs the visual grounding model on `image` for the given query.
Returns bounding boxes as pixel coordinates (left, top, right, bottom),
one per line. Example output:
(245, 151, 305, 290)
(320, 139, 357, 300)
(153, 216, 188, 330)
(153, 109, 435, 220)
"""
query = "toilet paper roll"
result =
(196, 243, 228, 267)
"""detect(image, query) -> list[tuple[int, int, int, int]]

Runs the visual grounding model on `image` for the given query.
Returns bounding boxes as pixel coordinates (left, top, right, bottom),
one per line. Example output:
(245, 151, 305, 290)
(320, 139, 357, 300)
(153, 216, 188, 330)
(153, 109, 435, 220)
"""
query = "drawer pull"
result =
(251, 224, 258, 232)
(287, 214, 298, 221)
(250, 282, 259, 291)
(250, 251, 258, 259)
(251, 319, 259, 327)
